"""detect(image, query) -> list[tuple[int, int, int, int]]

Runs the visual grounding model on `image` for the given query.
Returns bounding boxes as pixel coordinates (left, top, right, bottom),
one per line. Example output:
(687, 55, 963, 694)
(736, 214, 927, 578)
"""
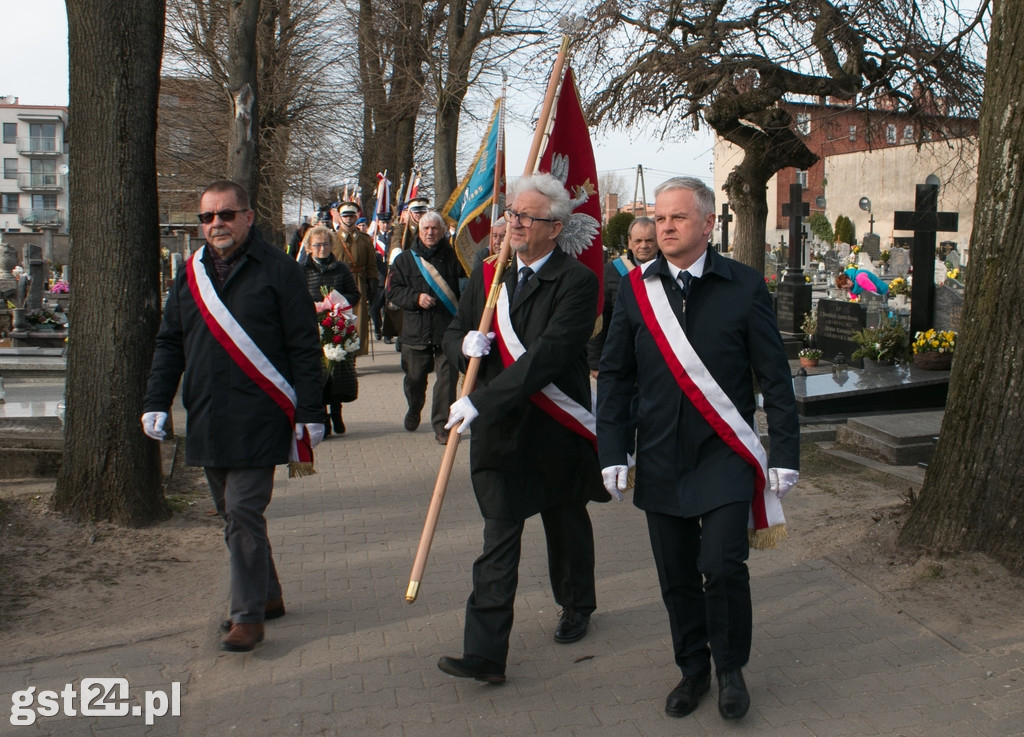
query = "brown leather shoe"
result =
(220, 622, 264, 652)
(220, 597, 286, 632)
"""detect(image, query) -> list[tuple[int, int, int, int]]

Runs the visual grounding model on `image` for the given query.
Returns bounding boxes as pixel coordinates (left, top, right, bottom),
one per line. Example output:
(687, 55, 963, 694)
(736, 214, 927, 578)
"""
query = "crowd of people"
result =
(139, 173, 800, 724)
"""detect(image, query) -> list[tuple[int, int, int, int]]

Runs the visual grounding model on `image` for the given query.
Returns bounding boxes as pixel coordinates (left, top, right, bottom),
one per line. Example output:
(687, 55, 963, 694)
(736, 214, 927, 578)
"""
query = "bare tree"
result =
(899, 0, 1024, 574)
(574, 0, 988, 271)
(53, 0, 168, 524)
(164, 0, 346, 237)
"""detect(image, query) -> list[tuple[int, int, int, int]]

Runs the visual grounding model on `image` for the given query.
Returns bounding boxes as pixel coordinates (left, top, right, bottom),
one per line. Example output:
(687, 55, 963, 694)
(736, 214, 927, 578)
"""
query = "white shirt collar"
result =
(666, 249, 708, 282)
(517, 250, 554, 275)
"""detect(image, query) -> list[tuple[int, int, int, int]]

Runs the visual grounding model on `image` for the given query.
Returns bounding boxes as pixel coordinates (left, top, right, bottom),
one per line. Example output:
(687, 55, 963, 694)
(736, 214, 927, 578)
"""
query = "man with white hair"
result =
(386, 210, 464, 443)
(436, 173, 609, 684)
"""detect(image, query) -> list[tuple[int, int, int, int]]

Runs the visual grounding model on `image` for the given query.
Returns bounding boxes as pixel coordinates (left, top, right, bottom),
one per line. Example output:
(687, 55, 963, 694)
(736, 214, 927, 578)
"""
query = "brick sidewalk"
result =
(2, 342, 1022, 736)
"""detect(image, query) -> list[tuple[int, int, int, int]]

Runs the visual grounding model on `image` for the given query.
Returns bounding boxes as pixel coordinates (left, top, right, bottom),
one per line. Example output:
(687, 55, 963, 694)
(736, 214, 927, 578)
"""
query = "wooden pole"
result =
(406, 36, 571, 603)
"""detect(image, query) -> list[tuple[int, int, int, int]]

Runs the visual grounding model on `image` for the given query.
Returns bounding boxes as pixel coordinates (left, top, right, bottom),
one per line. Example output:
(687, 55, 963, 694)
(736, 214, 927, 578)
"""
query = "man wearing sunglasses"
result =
(436, 173, 608, 684)
(142, 180, 324, 653)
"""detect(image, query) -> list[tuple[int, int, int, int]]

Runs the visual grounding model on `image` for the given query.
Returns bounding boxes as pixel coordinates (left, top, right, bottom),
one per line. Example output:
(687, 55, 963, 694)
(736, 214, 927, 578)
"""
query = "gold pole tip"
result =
(405, 581, 420, 603)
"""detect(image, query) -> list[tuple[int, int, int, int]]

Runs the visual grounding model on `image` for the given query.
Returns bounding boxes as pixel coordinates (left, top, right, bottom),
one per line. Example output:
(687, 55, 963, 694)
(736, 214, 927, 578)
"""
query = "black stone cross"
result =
(781, 183, 809, 282)
(719, 203, 733, 253)
(893, 184, 959, 335)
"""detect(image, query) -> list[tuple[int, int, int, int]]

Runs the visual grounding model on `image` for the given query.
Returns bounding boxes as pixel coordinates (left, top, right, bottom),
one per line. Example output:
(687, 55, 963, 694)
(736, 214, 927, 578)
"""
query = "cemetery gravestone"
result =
(26, 245, 45, 312)
(888, 248, 910, 277)
(862, 233, 881, 261)
(816, 298, 866, 368)
(933, 284, 963, 333)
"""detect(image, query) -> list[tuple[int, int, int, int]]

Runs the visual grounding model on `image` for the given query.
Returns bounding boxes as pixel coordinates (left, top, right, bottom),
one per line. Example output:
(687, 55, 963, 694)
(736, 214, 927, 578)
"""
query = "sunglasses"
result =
(197, 209, 248, 225)
(340, 212, 358, 218)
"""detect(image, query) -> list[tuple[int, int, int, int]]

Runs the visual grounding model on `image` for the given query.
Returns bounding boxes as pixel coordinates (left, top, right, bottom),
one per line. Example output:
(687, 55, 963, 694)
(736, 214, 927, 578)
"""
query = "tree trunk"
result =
(899, 0, 1024, 575)
(53, 0, 169, 525)
(723, 160, 772, 275)
(227, 0, 260, 204)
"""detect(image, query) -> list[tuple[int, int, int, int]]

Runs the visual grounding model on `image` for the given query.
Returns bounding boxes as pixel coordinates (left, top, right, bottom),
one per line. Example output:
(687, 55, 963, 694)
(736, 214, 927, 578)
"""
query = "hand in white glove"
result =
(444, 396, 479, 433)
(601, 465, 629, 502)
(295, 422, 325, 448)
(462, 330, 495, 358)
(769, 468, 799, 499)
(141, 411, 168, 441)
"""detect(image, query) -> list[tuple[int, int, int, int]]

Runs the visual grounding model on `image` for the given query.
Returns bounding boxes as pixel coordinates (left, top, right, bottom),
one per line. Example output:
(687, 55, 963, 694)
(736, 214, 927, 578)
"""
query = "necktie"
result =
(513, 266, 534, 301)
(678, 271, 693, 298)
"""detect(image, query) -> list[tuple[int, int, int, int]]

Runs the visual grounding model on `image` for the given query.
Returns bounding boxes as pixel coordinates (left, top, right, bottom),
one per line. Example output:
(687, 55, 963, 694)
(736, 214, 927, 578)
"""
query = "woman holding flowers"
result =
(302, 226, 360, 436)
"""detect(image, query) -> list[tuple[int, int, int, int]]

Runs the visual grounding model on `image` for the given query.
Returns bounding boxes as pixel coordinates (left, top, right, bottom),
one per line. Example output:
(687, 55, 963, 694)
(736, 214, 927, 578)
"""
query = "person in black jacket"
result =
(302, 226, 360, 436)
(386, 210, 464, 444)
(597, 177, 799, 721)
(436, 173, 608, 685)
(141, 180, 324, 653)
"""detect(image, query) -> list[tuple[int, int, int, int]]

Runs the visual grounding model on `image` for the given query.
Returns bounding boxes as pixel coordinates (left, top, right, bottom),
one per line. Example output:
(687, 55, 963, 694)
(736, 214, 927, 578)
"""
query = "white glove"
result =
(769, 468, 799, 499)
(444, 396, 479, 433)
(462, 330, 495, 358)
(295, 422, 325, 448)
(141, 411, 168, 441)
(601, 465, 629, 502)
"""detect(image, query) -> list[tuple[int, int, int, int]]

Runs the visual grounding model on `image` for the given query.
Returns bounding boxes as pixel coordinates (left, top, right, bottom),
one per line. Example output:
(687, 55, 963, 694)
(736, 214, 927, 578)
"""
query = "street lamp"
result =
(858, 196, 875, 235)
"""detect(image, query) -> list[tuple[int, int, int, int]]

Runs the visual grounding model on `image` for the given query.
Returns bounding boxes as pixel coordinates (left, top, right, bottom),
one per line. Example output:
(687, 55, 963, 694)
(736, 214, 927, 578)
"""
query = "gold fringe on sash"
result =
(748, 523, 787, 550)
(288, 461, 316, 478)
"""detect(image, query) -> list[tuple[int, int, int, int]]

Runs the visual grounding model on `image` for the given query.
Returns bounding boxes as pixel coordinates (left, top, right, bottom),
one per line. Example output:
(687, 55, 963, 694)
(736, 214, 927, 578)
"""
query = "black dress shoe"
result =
(437, 655, 506, 684)
(665, 667, 711, 717)
(435, 431, 448, 445)
(716, 669, 750, 720)
(404, 411, 420, 432)
(553, 607, 589, 643)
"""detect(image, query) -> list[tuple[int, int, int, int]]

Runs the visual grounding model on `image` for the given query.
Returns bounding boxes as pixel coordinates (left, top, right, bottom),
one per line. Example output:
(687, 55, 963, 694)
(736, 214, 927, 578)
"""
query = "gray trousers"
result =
(400, 344, 458, 434)
(205, 466, 282, 623)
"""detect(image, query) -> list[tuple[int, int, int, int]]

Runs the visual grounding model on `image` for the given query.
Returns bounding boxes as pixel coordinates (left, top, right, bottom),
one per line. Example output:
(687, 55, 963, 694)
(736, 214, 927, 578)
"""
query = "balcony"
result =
(16, 137, 63, 155)
(17, 172, 65, 192)
(18, 208, 65, 228)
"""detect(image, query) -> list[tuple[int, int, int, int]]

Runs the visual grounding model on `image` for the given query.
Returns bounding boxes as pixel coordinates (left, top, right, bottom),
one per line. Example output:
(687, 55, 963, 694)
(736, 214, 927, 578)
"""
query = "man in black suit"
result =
(437, 173, 609, 684)
(596, 177, 799, 720)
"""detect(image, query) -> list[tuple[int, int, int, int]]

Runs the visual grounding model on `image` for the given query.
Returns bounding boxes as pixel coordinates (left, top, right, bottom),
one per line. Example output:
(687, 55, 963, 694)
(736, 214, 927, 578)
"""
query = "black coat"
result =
(144, 231, 323, 468)
(388, 237, 464, 348)
(303, 255, 361, 402)
(302, 254, 359, 308)
(596, 250, 799, 517)
(444, 247, 609, 520)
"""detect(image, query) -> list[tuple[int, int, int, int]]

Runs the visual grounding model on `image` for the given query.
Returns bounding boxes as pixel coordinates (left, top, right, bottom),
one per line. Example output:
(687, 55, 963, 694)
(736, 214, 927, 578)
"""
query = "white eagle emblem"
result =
(550, 153, 600, 258)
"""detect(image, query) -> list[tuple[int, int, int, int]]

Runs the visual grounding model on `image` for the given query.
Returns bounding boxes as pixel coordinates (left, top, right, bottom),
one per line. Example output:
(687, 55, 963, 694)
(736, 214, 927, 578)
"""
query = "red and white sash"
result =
(629, 268, 784, 544)
(186, 247, 314, 474)
(484, 260, 596, 447)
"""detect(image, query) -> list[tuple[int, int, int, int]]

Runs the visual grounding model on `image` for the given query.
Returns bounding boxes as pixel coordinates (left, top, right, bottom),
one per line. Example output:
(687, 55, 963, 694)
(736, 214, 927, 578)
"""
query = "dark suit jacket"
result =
(596, 250, 799, 518)
(444, 247, 609, 520)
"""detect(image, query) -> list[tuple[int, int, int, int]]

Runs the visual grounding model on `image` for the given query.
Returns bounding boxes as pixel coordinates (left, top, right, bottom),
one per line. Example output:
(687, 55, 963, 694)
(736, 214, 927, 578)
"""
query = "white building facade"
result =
(0, 96, 70, 234)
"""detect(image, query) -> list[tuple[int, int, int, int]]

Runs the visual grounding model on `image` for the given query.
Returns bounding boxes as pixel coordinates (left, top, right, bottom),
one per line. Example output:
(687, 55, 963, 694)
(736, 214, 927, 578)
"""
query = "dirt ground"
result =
(2, 441, 1023, 662)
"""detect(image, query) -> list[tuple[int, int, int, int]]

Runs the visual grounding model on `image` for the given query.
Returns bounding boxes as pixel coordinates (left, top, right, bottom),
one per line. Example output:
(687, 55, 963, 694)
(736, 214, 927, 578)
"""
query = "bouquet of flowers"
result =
(50, 279, 69, 294)
(315, 288, 360, 368)
(888, 276, 909, 296)
(764, 274, 778, 293)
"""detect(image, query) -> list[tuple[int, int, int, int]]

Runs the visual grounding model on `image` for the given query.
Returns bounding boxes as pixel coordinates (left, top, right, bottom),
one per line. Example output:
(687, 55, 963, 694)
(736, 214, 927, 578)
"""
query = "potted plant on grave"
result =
(798, 347, 822, 367)
(912, 328, 955, 371)
(887, 276, 910, 310)
(25, 307, 66, 331)
(850, 316, 910, 368)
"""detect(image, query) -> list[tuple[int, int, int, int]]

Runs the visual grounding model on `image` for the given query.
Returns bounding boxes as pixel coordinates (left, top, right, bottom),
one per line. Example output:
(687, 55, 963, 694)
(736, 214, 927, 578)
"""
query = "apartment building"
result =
(0, 96, 70, 234)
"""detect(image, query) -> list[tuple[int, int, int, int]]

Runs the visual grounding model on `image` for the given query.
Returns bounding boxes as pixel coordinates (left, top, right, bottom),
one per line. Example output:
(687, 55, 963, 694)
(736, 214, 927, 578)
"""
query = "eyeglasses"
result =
(197, 209, 248, 225)
(504, 208, 555, 228)
(309, 242, 331, 249)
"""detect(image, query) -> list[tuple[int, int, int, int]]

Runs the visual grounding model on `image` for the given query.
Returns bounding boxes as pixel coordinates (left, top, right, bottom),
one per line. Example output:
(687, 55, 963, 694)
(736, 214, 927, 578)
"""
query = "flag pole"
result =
(406, 35, 571, 604)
